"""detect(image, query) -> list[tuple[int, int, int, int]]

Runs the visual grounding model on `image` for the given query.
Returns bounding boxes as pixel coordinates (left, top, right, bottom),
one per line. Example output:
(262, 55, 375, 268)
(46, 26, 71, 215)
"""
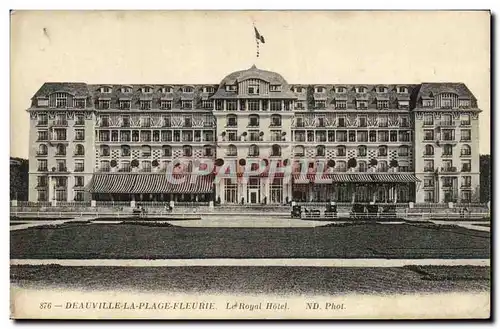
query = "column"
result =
(351, 184, 356, 203)
(439, 178, 446, 203)
(241, 178, 247, 203)
(394, 185, 398, 203)
(281, 100, 284, 111)
(218, 178, 225, 203)
(259, 100, 262, 111)
(223, 100, 227, 111)
(264, 178, 270, 204)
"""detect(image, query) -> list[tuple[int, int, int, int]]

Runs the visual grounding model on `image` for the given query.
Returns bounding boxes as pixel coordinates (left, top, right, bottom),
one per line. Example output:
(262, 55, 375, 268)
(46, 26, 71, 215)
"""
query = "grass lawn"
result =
(10, 265, 490, 295)
(11, 223, 490, 259)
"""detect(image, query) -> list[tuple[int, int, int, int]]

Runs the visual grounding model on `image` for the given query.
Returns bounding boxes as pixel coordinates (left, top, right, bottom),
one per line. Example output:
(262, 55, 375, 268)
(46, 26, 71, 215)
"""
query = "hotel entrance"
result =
(248, 188, 260, 204)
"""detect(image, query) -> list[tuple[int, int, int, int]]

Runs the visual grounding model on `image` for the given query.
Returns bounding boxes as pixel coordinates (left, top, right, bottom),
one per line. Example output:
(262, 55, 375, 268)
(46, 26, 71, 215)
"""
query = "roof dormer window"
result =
(101, 86, 112, 93)
(183, 86, 194, 93)
(161, 86, 173, 93)
(294, 87, 304, 93)
(225, 85, 237, 92)
(315, 86, 325, 93)
(270, 85, 282, 92)
(397, 86, 408, 93)
(203, 86, 215, 93)
(142, 86, 153, 93)
(356, 86, 367, 93)
(121, 87, 132, 93)
(377, 86, 388, 93)
(335, 87, 346, 93)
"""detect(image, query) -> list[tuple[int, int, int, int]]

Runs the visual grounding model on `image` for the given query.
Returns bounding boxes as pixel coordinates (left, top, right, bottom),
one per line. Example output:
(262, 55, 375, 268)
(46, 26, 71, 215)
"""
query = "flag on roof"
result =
(254, 26, 265, 43)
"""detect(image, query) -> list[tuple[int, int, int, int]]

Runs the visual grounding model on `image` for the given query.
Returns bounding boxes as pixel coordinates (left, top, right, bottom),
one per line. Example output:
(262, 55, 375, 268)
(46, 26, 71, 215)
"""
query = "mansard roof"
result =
(416, 82, 477, 100)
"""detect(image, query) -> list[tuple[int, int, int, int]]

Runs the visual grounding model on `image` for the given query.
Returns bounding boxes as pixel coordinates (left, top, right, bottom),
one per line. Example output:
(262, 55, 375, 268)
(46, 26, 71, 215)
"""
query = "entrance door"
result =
(250, 191, 258, 204)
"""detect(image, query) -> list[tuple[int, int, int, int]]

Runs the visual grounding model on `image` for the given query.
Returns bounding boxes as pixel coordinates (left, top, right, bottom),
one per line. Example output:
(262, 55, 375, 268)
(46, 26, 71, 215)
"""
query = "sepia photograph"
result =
(8, 10, 491, 320)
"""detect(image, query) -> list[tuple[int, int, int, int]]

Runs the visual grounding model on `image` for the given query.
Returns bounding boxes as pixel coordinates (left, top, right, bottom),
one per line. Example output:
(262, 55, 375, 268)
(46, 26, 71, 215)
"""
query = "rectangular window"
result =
(376, 100, 388, 109)
(442, 129, 455, 141)
(184, 116, 192, 127)
(424, 191, 435, 202)
(460, 114, 471, 126)
(249, 130, 260, 142)
(328, 131, 335, 142)
(120, 161, 131, 172)
(75, 129, 85, 141)
(357, 101, 368, 109)
(99, 100, 110, 109)
(336, 130, 347, 142)
(424, 160, 434, 172)
(74, 160, 85, 172)
(461, 129, 471, 141)
(462, 176, 471, 187)
(141, 161, 152, 172)
(423, 99, 434, 107)
(317, 117, 325, 127)
(182, 131, 193, 142)
(378, 116, 388, 127)
(226, 101, 237, 111)
(357, 131, 368, 142)
(424, 130, 434, 141)
(141, 116, 151, 128)
(390, 130, 398, 142)
(315, 100, 326, 108)
(56, 113, 67, 126)
(461, 160, 471, 172)
(335, 100, 347, 109)
(37, 114, 48, 126)
(37, 176, 48, 187)
(181, 100, 192, 109)
(399, 131, 411, 142)
(37, 130, 48, 141)
(228, 130, 238, 142)
(74, 99, 86, 109)
(140, 131, 151, 142)
(270, 85, 282, 92)
(270, 100, 282, 111)
(56, 159, 66, 172)
(54, 128, 67, 141)
(140, 100, 152, 110)
(248, 100, 260, 111)
(400, 116, 409, 127)
(424, 177, 434, 187)
(55, 93, 68, 108)
(75, 114, 85, 126)
(359, 116, 367, 127)
(338, 117, 346, 127)
(37, 159, 48, 171)
(295, 117, 304, 127)
(201, 100, 213, 109)
(270, 130, 282, 142)
(378, 131, 389, 142)
(160, 100, 173, 110)
(161, 130, 172, 142)
(248, 86, 259, 94)
(423, 114, 434, 126)
(119, 100, 131, 110)
(398, 100, 409, 109)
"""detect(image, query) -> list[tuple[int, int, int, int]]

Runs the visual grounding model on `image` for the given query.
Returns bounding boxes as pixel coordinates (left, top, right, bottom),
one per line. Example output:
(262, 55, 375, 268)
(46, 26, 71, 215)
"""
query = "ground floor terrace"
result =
(76, 173, 422, 204)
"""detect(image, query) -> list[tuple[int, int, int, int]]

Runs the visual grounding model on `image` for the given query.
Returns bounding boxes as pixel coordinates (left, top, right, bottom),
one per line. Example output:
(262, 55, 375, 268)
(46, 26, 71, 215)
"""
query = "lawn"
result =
(10, 222, 490, 259)
(10, 265, 490, 295)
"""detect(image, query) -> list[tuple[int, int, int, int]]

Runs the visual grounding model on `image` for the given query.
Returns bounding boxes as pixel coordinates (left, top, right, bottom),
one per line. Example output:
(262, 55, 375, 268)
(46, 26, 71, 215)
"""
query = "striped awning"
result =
(291, 173, 420, 184)
(88, 174, 214, 194)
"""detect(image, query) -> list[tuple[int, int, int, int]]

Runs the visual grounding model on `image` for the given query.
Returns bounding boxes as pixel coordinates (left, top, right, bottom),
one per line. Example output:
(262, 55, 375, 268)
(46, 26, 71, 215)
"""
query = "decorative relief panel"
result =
(388, 114, 398, 127)
(131, 115, 141, 127)
(367, 114, 378, 127)
(415, 112, 423, 120)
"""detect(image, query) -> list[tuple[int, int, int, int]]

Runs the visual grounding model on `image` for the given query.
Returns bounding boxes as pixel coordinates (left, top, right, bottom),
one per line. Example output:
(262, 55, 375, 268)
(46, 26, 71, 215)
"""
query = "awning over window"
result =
(292, 173, 420, 184)
(87, 174, 214, 194)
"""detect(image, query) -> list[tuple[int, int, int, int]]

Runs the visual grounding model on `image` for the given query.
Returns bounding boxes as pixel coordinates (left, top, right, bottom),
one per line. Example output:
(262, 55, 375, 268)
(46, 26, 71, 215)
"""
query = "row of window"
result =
(423, 176, 473, 188)
(423, 144, 472, 157)
(423, 160, 472, 172)
(98, 114, 213, 128)
(36, 176, 85, 188)
(97, 99, 211, 110)
(292, 130, 412, 143)
(422, 113, 471, 126)
(97, 130, 214, 143)
(37, 144, 85, 156)
(423, 190, 473, 203)
(295, 115, 410, 128)
(99, 145, 214, 158)
(36, 113, 86, 126)
(37, 159, 84, 172)
(423, 129, 471, 141)
(97, 86, 214, 94)
(36, 129, 84, 142)
(297, 86, 410, 94)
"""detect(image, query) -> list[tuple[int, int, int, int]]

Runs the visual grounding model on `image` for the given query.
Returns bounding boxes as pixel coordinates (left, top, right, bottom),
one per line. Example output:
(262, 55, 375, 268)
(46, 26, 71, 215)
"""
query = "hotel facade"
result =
(27, 65, 481, 204)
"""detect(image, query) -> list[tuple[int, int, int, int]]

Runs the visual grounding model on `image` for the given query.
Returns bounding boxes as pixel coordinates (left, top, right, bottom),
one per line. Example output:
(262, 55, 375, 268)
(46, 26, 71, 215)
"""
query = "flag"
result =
(254, 27, 265, 43)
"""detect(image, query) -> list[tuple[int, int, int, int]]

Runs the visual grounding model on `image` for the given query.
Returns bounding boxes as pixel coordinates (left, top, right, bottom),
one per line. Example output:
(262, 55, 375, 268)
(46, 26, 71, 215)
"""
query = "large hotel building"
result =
(27, 65, 481, 204)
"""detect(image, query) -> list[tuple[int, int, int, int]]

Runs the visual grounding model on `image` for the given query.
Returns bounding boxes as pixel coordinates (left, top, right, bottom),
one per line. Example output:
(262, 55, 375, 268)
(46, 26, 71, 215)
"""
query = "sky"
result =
(10, 10, 490, 158)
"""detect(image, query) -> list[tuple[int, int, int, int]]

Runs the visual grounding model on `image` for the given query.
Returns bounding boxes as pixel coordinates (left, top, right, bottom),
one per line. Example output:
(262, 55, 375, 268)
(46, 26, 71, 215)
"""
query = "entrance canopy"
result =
(87, 174, 214, 194)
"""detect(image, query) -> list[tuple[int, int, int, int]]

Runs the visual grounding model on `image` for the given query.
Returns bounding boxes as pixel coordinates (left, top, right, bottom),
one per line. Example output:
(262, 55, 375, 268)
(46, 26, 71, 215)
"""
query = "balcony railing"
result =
(441, 166, 457, 173)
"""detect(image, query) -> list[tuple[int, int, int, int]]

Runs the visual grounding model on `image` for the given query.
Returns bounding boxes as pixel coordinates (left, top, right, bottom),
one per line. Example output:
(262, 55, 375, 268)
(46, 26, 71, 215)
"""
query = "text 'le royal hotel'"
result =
(27, 65, 481, 205)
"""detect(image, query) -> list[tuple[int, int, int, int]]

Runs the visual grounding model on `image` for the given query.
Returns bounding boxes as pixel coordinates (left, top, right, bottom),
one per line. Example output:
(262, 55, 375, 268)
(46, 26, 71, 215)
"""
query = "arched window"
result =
(249, 114, 260, 127)
(398, 145, 409, 157)
(271, 144, 282, 157)
(337, 145, 346, 157)
(271, 114, 282, 127)
(226, 114, 237, 127)
(121, 145, 130, 157)
(142, 145, 151, 157)
(294, 145, 305, 157)
(378, 145, 387, 157)
(75, 144, 85, 156)
(337, 160, 347, 172)
(227, 144, 237, 156)
(100, 145, 110, 156)
(38, 144, 47, 155)
(461, 144, 471, 156)
(424, 144, 434, 156)
(316, 145, 325, 157)
(183, 145, 192, 157)
(358, 145, 367, 157)
(162, 145, 172, 157)
(56, 143, 66, 156)
(249, 144, 259, 157)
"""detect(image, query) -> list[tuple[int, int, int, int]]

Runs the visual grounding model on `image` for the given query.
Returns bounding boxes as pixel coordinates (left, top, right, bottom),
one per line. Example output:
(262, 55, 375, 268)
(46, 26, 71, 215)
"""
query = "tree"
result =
(10, 157, 29, 200)
(480, 154, 491, 202)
